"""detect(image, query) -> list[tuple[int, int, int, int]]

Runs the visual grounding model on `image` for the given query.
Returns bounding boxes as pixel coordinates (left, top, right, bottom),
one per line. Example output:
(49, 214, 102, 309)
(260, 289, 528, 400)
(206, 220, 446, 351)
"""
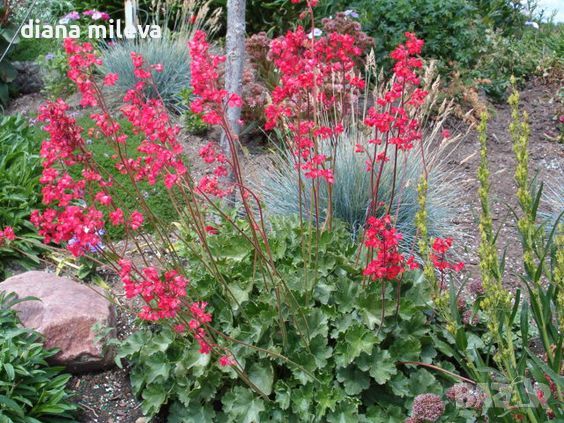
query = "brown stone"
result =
(0, 271, 115, 373)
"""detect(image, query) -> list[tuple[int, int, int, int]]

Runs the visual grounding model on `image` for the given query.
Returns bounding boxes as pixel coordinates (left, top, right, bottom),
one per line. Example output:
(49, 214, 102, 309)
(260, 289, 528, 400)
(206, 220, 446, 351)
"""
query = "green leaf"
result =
(222, 386, 265, 423)
(362, 349, 398, 385)
(274, 381, 291, 410)
(326, 398, 359, 423)
(389, 373, 410, 397)
(335, 324, 377, 367)
(248, 361, 274, 396)
(389, 336, 421, 362)
(144, 328, 175, 355)
(408, 369, 440, 395)
(141, 384, 167, 416)
(3, 363, 15, 380)
(145, 354, 170, 384)
(168, 400, 216, 423)
(0, 394, 24, 416)
(336, 365, 370, 395)
(305, 308, 329, 339)
(309, 335, 333, 369)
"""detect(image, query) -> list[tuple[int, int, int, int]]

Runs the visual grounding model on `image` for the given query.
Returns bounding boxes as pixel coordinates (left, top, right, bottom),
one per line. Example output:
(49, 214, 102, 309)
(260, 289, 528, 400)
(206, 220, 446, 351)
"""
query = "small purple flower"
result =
(410, 393, 445, 422)
(344, 9, 360, 19)
(66, 11, 80, 20)
(45, 52, 55, 61)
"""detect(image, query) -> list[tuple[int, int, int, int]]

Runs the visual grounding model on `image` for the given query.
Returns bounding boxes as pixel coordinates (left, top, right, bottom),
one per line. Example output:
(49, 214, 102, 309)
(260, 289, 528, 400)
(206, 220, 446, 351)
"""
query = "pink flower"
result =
(95, 191, 112, 206)
(130, 52, 144, 68)
(3, 226, 15, 241)
(129, 211, 144, 230)
(362, 215, 406, 282)
(219, 355, 235, 367)
(109, 208, 124, 225)
(174, 324, 186, 333)
(205, 225, 218, 235)
(103, 73, 119, 86)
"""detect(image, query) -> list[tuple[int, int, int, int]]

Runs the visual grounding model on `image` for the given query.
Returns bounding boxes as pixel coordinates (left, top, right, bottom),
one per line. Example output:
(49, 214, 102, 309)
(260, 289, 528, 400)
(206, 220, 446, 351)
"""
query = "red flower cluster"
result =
(119, 60, 187, 189)
(64, 39, 101, 108)
(0, 226, 15, 245)
(431, 237, 464, 272)
(197, 142, 232, 198)
(187, 301, 213, 354)
(119, 261, 188, 320)
(34, 38, 232, 364)
(363, 33, 426, 154)
(31, 100, 107, 257)
(265, 25, 365, 185)
(362, 215, 407, 281)
(189, 30, 242, 126)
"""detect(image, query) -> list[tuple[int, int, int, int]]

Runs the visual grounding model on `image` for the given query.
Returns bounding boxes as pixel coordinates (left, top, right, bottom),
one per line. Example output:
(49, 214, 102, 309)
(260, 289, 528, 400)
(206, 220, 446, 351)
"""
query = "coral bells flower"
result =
(121, 266, 188, 321)
(188, 302, 213, 354)
(431, 237, 464, 272)
(0, 227, 16, 245)
(219, 354, 235, 367)
(189, 31, 242, 125)
(103, 73, 119, 86)
(63, 39, 101, 107)
(363, 215, 407, 281)
(129, 211, 144, 230)
(109, 208, 124, 225)
(264, 24, 366, 185)
(410, 393, 445, 422)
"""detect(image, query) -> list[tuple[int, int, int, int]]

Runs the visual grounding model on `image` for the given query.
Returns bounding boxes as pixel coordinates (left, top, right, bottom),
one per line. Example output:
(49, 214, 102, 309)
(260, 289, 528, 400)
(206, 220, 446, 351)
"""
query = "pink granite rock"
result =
(0, 271, 115, 373)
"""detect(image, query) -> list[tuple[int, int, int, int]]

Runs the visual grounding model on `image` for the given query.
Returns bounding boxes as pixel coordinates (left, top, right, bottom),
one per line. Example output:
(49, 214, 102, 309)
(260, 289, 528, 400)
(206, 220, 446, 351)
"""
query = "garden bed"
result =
(6, 75, 556, 423)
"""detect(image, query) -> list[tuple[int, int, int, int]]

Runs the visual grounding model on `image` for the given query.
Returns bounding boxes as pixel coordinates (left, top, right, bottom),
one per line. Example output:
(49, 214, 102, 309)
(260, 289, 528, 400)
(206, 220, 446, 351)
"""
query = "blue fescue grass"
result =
(258, 121, 463, 254)
(100, 36, 191, 113)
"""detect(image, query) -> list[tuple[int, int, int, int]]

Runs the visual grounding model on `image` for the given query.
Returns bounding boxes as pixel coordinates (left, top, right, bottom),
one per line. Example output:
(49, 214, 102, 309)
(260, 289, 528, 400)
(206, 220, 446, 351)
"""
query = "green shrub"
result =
(8, 37, 58, 62)
(0, 291, 76, 421)
(116, 216, 466, 420)
(0, 23, 18, 108)
(469, 0, 528, 36)
(37, 49, 74, 100)
(337, 0, 485, 70)
(0, 115, 46, 278)
(473, 25, 564, 100)
(209, 0, 340, 36)
(100, 37, 191, 113)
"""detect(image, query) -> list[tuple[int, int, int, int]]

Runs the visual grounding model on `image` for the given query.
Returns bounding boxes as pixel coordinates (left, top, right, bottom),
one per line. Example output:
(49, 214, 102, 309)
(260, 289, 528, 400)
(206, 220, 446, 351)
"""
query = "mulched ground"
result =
(4, 76, 562, 422)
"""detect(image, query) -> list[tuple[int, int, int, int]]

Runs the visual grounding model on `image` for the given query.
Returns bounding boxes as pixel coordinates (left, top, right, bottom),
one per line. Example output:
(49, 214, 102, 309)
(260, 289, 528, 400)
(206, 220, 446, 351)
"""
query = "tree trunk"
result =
(221, 0, 246, 169)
